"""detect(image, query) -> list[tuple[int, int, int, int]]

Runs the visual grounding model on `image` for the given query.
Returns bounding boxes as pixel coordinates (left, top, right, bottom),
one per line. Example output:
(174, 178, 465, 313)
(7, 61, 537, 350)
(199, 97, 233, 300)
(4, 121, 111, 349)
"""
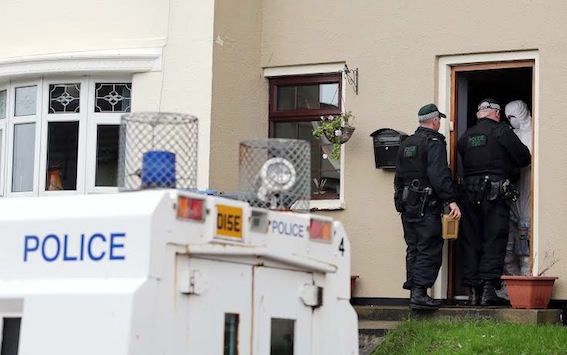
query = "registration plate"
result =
(216, 205, 243, 240)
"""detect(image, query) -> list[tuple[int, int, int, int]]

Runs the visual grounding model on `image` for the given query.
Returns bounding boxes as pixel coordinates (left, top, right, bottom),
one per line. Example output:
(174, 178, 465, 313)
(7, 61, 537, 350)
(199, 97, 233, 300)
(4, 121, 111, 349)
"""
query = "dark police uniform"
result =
(457, 116, 531, 305)
(394, 127, 457, 295)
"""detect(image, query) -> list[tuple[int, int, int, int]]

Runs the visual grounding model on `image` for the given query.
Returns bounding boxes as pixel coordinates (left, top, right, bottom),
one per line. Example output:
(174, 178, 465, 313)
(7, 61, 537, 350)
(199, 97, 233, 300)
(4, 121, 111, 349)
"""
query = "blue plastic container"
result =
(141, 150, 176, 188)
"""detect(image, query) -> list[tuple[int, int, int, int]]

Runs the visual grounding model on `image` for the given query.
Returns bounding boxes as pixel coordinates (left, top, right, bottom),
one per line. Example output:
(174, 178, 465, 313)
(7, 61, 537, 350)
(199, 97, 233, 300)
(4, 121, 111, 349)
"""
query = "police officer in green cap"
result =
(394, 103, 461, 310)
(457, 98, 531, 306)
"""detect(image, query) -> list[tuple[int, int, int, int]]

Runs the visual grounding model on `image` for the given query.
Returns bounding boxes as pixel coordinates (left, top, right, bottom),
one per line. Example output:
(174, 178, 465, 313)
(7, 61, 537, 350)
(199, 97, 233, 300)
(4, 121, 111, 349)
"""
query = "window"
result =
(269, 74, 342, 201)
(0, 77, 131, 197)
(0, 317, 21, 355)
(0, 90, 6, 119)
(0, 90, 6, 195)
(223, 313, 239, 355)
(270, 318, 294, 355)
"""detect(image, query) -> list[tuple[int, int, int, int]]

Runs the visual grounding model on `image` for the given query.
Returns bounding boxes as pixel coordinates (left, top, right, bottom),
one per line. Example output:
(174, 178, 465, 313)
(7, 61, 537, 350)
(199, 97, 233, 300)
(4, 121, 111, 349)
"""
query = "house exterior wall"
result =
(1, 0, 566, 302)
(261, 0, 567, 299)
(0, 0, 216, 188)
(0, 0, 169, 56)
(152, 0, 215, 188)
(209, 0, 267, 194)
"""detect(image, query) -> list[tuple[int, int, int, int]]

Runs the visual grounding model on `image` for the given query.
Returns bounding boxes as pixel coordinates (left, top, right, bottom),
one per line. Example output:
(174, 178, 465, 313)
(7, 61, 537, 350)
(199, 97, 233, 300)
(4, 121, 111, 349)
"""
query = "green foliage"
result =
(374, 318, 567, 355)
(312, 111, 354, 160)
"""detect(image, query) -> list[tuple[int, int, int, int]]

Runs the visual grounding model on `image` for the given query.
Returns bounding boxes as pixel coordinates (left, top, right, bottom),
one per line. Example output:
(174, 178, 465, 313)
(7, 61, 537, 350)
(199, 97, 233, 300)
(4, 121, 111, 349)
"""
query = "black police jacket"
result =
(394, 127, 457, 205)
(457, 118, 531, 182)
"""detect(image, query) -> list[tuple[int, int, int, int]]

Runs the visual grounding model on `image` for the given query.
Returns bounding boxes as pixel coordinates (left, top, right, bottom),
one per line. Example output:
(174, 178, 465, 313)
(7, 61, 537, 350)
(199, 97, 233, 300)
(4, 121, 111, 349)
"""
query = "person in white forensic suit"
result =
(503, 100, 532, 277)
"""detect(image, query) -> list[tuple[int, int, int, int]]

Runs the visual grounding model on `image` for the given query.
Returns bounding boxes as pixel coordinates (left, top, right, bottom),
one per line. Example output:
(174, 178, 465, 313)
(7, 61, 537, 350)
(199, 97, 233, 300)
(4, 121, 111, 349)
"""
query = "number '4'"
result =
(338, 238, 345, 256)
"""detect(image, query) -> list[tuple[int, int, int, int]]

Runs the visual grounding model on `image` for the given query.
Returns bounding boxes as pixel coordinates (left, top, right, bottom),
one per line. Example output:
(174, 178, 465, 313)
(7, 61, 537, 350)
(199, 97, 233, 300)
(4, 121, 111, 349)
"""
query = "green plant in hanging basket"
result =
(312, 111, 355, 160)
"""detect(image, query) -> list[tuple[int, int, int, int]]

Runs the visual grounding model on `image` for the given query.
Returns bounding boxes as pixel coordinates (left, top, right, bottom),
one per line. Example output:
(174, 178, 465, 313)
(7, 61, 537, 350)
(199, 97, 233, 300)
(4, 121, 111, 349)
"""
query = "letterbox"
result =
(370, 128, 408, 169)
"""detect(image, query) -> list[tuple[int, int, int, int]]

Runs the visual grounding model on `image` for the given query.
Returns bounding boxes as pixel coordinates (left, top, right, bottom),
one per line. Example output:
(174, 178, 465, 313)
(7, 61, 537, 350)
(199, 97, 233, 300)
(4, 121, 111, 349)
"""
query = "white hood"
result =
(505, 100, 532, 153)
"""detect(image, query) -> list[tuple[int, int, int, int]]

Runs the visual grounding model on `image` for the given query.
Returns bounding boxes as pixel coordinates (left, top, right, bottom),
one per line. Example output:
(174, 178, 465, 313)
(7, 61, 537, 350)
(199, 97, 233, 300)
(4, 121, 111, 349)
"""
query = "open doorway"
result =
(448, 61, 534, 299)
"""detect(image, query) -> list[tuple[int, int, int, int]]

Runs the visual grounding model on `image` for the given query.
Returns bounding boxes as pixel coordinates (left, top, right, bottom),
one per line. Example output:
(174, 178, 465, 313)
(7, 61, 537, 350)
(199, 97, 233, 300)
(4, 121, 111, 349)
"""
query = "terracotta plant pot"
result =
(502, 275, 558, 309)
(350, 275, 359, 298)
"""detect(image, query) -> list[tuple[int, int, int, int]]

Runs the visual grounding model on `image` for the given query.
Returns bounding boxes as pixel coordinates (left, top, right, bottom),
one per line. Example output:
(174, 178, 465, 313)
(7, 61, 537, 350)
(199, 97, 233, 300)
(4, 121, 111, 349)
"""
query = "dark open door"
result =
(447, 61, 534, 300)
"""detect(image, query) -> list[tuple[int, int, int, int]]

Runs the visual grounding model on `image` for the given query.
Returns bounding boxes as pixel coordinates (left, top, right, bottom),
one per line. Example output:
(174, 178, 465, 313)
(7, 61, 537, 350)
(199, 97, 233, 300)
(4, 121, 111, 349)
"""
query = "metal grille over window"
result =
(118, 112, 198, 191)
(95, 83, 131, 112)
(238, 138, 310, 212)
(49, 83, 80, 113)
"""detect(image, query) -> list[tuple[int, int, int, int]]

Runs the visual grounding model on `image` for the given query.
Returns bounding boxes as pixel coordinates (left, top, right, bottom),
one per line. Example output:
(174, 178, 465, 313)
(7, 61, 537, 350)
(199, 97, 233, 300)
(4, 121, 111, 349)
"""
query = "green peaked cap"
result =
(417, 103, 446, 122)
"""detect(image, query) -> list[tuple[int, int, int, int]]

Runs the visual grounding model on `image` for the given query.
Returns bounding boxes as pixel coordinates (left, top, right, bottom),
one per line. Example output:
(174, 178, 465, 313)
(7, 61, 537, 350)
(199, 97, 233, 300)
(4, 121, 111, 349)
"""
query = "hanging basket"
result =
(502, 275, 558, 309)
(324, 126, 356, 144)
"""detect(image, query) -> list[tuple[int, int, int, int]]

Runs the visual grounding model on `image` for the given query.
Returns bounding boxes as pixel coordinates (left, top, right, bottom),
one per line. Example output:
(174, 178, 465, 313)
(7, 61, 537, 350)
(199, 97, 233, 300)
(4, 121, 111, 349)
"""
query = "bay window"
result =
(0, 77, 131, 197)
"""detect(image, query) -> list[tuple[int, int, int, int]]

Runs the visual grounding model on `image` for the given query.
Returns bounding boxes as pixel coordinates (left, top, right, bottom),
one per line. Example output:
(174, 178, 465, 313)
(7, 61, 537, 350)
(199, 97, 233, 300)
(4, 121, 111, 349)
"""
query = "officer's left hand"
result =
(448, 202, 461, 220)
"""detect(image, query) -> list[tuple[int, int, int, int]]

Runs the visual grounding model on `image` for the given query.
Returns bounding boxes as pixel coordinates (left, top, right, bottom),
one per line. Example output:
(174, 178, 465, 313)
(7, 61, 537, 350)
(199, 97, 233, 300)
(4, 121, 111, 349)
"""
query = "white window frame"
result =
(0, 85, 8, 197)
(6, 79, 42, 198)
(0, 47, 161, 198)
(86, 77, 130, 194)
(40, 77, 89, 196)
(0, 76, 130, 197)
(264, 63, 347, 210)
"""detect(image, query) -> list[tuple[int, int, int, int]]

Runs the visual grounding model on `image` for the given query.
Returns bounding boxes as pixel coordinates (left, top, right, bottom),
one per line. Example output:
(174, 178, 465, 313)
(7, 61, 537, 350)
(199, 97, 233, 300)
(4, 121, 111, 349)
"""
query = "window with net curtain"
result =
(269, 74, 342, 200)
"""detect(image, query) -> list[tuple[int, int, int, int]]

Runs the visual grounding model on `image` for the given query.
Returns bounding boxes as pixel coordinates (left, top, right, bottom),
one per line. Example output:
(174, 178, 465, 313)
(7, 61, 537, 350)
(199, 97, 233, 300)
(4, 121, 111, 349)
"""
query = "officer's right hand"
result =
(448, 202, 461, 220)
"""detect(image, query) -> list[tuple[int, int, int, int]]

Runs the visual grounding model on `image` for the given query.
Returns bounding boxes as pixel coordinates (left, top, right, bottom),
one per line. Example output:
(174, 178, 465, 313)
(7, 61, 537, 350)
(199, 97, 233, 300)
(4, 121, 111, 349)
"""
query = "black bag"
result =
(514, 222, 530, 256)
(394, 187, 405, 213)
(402, 186, 423, 218)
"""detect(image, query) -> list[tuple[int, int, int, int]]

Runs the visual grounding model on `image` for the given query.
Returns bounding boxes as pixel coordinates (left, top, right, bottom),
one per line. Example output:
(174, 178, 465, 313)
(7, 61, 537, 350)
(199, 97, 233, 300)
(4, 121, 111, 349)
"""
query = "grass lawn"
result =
(373, 318, 567, 354)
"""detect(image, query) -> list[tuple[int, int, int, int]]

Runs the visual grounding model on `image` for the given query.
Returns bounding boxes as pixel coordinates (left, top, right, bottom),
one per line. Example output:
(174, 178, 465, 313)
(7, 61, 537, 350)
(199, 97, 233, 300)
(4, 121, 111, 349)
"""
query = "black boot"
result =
(468, 286, 481, 307)
(480, 282, 508, 307)
(410, 286, 442, 310)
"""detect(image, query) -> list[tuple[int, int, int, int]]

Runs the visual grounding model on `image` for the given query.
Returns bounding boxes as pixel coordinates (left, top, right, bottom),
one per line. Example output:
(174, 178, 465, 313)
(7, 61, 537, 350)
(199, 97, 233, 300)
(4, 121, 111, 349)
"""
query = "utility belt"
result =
(463, 175, 519, 204)
(395, 179, 439, 216)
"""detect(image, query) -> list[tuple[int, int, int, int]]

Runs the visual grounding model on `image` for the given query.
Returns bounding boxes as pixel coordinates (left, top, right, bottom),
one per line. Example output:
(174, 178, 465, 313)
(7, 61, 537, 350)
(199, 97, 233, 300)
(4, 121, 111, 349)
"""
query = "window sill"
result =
(310, 199, 344, 211)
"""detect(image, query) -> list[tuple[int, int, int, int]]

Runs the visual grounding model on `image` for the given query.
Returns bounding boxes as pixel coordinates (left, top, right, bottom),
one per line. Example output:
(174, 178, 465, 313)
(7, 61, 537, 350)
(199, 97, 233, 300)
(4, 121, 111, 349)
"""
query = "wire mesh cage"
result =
(118, 112, 198, 191)
(238, 138, 310, 212)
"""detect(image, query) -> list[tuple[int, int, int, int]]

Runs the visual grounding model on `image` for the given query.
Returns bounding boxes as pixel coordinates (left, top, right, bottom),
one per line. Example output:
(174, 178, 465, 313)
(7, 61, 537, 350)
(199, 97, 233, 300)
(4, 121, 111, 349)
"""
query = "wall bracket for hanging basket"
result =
(341, 64, 358, 95)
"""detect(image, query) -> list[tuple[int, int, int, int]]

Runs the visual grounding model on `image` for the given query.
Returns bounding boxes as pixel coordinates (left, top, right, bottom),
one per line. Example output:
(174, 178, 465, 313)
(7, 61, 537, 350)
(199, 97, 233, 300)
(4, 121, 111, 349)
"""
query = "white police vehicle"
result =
(0, 189, 359, 354)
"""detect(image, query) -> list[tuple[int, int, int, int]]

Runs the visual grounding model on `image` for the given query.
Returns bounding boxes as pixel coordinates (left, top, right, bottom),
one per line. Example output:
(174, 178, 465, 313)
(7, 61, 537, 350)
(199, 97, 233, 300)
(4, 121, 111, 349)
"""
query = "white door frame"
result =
(434, 50, 540, 299)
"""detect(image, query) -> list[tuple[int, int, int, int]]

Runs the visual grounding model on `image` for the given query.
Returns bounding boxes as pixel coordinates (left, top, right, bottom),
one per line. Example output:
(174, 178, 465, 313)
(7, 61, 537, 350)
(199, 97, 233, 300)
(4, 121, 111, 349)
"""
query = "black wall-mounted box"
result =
(370, 128, 408, 169)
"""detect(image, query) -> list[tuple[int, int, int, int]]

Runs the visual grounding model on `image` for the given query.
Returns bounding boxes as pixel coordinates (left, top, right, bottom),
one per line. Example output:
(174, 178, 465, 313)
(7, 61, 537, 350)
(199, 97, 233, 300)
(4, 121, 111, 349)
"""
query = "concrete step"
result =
(355, 305, 562, 325)
(358, 320, 400, 353)
(358, 320, 401, 335)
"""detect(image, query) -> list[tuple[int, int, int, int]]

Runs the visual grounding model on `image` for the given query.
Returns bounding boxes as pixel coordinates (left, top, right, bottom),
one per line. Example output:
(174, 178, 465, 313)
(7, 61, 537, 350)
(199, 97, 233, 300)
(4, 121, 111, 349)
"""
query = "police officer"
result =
(394, 103, 461, 310)
(457, 98, 531, 306)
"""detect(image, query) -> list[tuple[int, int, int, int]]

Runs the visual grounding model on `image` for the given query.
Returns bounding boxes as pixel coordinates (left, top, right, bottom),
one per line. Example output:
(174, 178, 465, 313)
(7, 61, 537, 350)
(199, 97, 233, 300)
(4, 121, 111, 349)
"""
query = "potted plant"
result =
(502, 249, 559, 309)
(312, 178, 328, 195)
(312, 111, 355, 160)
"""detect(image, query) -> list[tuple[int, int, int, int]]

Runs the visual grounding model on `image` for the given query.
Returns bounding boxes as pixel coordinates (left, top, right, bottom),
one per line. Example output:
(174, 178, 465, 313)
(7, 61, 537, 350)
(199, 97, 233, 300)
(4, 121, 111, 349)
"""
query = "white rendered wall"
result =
(0, 0, 215, 189)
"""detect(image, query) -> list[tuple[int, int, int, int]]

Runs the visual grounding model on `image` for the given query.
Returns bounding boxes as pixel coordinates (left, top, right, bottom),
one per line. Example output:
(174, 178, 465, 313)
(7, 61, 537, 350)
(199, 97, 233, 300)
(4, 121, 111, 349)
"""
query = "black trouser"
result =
(460, 188, 510, 288)
(401, 212, 443, 289)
